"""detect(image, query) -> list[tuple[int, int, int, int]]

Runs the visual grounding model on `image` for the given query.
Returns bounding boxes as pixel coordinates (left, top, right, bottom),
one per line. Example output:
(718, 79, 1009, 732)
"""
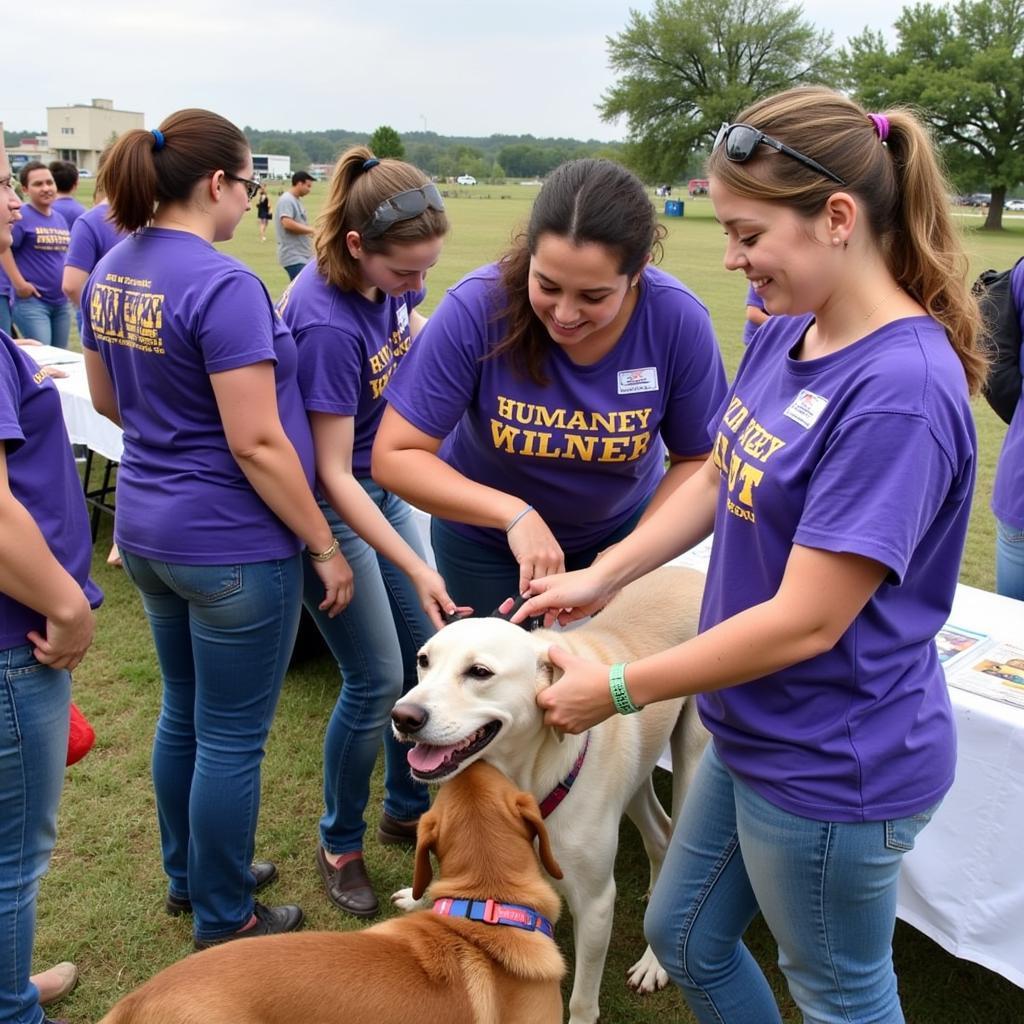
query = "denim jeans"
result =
(995, 518, 1024, 601)
(645, 743, 936, 1024)
(0, 645, 70, 1024)
(283, 263, 306, 281)
(0, 297, 12, 338)
(119, 551, 302, 942)
(430, 502, 647, 616)
(304, 482, 432, 855)
(11, 298, 71, 350)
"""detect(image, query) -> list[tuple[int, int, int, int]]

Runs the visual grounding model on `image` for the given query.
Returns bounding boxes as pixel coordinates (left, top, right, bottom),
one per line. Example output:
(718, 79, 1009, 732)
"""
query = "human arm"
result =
(62, 265, 89, 308)
(409, 308, 428, 339)
(372, 405, 565, 593)
(536, 545, 888, 733)
(83, 348, 122, 427)
(638, 451, 708, 522)
(210, 362, 353, 616)
(278, 215, 314, 237)
(0, 447, 94, 669)
(0, 248, 40, 299)
(746, 305, 770, 328)
(311, 411, 461, 628)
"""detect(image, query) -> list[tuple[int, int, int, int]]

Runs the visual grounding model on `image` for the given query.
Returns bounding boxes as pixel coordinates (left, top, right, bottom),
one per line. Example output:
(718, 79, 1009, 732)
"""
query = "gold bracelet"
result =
(308, 537, 340, 562)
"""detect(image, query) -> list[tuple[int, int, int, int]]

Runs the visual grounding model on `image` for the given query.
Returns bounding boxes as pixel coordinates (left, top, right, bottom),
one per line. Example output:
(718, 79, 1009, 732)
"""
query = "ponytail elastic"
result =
(867, 114, 890, 143)
(151, 129, 166, 151)
(362, 157, 380, 172)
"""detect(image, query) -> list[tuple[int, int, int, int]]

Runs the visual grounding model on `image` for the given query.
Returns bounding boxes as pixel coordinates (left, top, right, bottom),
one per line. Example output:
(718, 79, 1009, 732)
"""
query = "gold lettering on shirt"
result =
(89, 274, 165, 355)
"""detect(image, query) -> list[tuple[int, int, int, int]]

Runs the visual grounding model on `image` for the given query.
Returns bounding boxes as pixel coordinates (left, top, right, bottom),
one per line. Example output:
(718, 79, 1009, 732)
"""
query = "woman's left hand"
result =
(535, 645, 616, 734)
(411, 566, 471, 631)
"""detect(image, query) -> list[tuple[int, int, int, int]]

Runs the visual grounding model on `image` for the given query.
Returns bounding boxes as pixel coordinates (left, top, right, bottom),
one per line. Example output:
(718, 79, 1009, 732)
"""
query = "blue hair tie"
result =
(151, 129, 166, 152)
(362, 157, 380, 172)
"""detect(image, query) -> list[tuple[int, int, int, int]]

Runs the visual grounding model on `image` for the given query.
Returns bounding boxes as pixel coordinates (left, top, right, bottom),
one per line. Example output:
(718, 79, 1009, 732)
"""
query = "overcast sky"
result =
(2, 0, 906, 142)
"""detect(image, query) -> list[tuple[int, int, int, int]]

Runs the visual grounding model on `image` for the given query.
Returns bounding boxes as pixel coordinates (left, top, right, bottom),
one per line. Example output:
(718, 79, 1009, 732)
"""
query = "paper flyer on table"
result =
(945, 639, 1024, 710)
(23, 344, 82, 366)
(935, 624, 990, 668)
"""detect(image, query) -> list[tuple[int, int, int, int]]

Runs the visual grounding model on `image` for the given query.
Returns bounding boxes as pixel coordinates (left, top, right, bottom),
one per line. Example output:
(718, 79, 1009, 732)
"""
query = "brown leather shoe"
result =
(316, 847, 379, 918)
(376, 812, 420, 847)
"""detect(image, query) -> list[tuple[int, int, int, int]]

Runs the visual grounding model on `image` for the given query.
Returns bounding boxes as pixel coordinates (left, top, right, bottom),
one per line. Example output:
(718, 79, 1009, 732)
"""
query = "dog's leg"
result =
(669, 699, 710, 823)
(390, 887, 429, 913)
(622, 778, 672, 994)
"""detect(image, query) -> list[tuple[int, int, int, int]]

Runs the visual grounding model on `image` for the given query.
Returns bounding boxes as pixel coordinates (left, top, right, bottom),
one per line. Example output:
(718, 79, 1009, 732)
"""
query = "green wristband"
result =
(609, 663, 642, 715)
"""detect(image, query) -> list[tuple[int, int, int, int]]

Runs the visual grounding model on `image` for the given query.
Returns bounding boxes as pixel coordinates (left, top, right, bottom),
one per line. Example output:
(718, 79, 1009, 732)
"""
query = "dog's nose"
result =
(391, 703, 429, 735)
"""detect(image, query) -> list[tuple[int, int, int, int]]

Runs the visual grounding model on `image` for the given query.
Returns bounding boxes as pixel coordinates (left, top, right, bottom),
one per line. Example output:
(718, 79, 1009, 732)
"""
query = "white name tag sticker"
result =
(396, 302, 410, 335)
(783, 388, 830, 429)
(617, 366, 659, 394)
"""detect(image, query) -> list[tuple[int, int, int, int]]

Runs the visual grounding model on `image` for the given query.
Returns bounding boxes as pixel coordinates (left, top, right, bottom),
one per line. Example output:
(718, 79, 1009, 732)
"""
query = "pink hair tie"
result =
(868, 113, 890, 142)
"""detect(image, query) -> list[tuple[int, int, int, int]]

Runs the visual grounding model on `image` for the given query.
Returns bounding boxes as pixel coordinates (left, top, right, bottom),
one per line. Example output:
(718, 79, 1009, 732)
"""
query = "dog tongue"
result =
(407, 742, 460, 773)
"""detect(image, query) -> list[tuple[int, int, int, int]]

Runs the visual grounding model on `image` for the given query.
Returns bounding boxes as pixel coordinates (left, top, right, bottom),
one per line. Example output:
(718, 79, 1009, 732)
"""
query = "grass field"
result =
(39, 181, 1024, 1023)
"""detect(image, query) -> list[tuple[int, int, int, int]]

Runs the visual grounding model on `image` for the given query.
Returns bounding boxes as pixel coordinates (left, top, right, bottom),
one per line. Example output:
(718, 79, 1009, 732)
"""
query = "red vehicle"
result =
(688, 178, 709, 197)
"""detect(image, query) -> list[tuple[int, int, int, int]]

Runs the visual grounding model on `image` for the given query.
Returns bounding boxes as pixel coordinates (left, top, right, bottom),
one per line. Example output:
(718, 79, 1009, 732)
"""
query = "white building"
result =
(252, 153, 292, 180)
(47, 98, 144, 173)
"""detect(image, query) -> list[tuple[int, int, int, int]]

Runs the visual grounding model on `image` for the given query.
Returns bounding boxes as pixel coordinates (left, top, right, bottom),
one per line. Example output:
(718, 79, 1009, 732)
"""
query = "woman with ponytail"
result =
(515, 87, 984, 1023)
(81, 109, 352, 949)
(277, 146, 459, 917)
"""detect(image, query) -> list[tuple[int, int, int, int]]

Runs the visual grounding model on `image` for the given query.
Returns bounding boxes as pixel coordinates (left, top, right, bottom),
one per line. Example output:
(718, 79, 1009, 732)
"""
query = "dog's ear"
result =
(412, 811, 439, 898)
(514, 792, 564, 880)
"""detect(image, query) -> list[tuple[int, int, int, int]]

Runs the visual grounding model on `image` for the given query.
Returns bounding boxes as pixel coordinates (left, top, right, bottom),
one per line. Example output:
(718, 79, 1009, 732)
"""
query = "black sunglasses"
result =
(225, 172, 262, 201)
(361, 183, 445, 240)
(714, 123, 846, 186)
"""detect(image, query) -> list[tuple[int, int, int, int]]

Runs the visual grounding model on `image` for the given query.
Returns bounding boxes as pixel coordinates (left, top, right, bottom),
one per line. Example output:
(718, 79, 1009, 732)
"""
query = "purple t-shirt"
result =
(698, 314, 976, 822)
(277, 262, 423, 478)
(10, 205, 70, 306)
(0, 332, 102, 649)
(54, 195, 87, 231)
(81, 227, 314, 564)
(990, 260, 1024, 529)
(743, 283, 767, 345)
(384, 263, 727, 552)
(64, 202, 126, 273)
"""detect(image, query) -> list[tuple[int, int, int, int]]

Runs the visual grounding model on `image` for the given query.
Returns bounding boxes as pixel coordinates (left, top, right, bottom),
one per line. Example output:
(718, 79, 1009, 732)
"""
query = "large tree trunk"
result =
(982, 184, 1007, 230)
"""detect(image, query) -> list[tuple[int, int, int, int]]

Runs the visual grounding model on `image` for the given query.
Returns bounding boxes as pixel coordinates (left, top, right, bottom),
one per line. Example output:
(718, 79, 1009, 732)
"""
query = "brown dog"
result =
(98, 762, 565, 1024)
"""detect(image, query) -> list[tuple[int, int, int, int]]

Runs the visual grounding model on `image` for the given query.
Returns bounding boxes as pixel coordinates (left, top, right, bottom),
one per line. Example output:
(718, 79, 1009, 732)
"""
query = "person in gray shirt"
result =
(276, 170, 315, 279)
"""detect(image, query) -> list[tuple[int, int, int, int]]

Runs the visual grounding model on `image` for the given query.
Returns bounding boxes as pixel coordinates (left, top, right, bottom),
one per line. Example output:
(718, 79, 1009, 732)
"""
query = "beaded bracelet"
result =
(609, 662, 642, 715)
(308, 537, 340, 562)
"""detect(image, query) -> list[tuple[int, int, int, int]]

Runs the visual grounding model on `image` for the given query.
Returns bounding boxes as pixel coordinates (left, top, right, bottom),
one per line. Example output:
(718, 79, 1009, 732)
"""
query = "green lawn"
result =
(42, 182, 1024, 1023)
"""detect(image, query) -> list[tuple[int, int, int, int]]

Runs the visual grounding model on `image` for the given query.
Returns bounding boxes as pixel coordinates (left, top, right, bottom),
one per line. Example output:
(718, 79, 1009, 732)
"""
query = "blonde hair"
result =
(708, 86, 986, 394)
(314, 146, 448, 292)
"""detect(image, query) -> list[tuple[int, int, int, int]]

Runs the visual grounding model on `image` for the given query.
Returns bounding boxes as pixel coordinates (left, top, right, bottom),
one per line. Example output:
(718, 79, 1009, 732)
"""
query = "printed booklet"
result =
(937, 625, 1024, 710)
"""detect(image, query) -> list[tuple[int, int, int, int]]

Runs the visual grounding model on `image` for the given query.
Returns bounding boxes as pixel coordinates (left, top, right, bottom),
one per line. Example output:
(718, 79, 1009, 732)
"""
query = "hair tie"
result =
(151, 129, 166, 152)
(362, 157, 380, 172)
(867, 114, 890, 143)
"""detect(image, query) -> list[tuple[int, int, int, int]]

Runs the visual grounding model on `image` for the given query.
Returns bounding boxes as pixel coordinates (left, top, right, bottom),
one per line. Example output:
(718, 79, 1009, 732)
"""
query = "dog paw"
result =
(391, 887, 424, 913)
(626, 945, 669, 993)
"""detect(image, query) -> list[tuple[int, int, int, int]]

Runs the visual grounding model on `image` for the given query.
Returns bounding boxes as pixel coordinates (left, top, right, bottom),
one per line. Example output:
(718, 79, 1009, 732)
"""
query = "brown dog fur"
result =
(98, 762, 565, 1024)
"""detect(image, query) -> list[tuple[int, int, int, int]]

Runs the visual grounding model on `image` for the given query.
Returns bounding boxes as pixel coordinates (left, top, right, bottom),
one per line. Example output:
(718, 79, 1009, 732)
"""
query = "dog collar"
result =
(432, 897, 555, 938)
(538, 730, 590, 818)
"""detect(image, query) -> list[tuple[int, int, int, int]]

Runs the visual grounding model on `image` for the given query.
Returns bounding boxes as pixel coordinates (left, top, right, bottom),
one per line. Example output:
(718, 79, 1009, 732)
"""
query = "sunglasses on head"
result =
(714, 123, 846, 186)
(361, 183, 445, 240)
(225, 172, 262, 201)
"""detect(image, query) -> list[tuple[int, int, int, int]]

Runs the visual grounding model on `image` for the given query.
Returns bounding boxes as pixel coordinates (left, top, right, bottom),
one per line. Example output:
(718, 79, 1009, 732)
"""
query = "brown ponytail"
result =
(103, 109, 250, 234)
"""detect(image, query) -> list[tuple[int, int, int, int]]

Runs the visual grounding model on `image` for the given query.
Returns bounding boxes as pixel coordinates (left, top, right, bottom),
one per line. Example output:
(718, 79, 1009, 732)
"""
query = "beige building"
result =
(47, 98, 144, 172)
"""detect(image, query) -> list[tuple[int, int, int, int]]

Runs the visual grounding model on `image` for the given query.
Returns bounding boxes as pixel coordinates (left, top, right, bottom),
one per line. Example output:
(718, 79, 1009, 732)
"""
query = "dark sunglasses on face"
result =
(713, 122, 846, 186)
(361, 183, 445, 240)
(225, 172, 262, 201)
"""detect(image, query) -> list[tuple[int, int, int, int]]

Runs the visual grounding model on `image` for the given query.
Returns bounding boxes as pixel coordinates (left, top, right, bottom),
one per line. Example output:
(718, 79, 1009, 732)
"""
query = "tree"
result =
(600, 0, 837, 182)
(844, 0, 1024, 230)
(368, 125, 405, 160)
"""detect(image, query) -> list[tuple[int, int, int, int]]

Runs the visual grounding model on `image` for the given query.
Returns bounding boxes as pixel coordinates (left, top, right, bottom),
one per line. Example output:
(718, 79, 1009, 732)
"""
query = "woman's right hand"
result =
(505, 508, 566, 597)
(312, 551, 354, 618)
(27, 592, 96, 671)
(15, 279, 41, 299)
(512, 566, 617, 628)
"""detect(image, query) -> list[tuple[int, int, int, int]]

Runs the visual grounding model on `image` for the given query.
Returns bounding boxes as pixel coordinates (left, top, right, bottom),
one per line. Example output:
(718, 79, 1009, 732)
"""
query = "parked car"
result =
(77, 168, 93, 178)
(688, 178, 709, 197)
(1005, 198, 1024, 212)
(966, 193, 992, 207)
(456, 174, 477, 185)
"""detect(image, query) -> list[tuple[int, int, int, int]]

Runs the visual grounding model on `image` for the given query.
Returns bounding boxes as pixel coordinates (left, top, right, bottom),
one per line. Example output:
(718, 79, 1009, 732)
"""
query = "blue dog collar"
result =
(432, 897, 555, 938)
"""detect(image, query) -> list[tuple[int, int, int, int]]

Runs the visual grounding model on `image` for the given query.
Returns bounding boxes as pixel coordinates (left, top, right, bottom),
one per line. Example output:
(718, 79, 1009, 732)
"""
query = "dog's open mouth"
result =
(406, 721, 501, 780)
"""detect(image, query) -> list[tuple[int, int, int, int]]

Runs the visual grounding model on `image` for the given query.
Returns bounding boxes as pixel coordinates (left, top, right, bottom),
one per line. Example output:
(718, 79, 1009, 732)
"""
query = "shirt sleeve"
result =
(296, 322, 363, 416)
(0, 346, 26, 451)
(64, 218, 100, 272)
(794, 411, 956, 583)
(195, 272, 278, 373)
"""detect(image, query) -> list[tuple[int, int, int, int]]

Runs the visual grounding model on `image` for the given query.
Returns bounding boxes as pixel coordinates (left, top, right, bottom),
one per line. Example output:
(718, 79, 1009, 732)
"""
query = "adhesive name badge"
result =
(396, 302, 410, 335)
(783, 388, 830, 429)
(617, 367, 659, 394)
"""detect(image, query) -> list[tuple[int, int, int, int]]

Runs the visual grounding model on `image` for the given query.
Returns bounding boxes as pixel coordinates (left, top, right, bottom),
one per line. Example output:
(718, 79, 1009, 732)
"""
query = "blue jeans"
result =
(430, 504, 647, 616)
(11, 298, 71, 349)
(119, 551, 302, 942)
(0, 645, 70, 1024)
(0, 297, 12, 338)
(645, 743, 936, 1024)
(304, 483, 432, 855)
(283, 263, 306, 281)
(995, 518, 1024, 601)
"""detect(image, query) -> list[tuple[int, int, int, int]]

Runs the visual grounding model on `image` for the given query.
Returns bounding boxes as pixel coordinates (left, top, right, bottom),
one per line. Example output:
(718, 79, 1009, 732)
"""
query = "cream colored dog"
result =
(391, 565, 708, 1024)
(98, 761, 565, 1024)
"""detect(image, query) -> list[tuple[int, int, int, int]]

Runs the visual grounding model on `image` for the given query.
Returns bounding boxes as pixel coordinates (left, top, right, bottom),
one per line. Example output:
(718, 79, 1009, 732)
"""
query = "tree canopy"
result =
(600, 0, 837, 182)
(845, 0, 1024, 229)
(368, 125, 405, 160)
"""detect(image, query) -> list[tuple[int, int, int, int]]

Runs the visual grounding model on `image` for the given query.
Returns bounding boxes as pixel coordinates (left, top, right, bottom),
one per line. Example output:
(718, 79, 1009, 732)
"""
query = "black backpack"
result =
(973, 257, 1023, 424)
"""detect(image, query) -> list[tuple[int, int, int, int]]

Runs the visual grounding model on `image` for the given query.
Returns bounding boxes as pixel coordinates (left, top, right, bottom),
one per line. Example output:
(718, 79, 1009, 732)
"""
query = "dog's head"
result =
(390, 617, 558, 784)
(412, 760, 563, 900)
